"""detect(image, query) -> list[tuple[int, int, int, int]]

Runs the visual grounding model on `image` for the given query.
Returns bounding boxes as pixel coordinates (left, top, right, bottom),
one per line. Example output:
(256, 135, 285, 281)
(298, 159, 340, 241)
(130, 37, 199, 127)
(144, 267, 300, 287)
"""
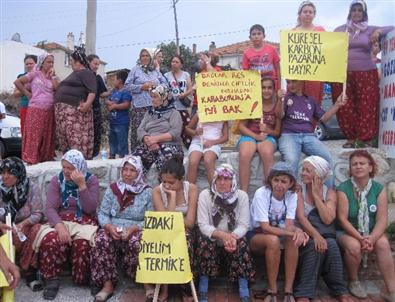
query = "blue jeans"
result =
(109, 123, 129, 157)
(278, 133, 334, 188)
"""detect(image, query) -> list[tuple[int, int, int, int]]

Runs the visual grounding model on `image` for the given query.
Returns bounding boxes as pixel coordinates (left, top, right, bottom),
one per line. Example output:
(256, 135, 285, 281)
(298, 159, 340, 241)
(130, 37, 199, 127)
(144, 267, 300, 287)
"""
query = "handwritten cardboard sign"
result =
(136, 211, 192, 284)
(196, 70, 262, 122)
(280, 30, 348, 82)
(379, 29, 395, 158)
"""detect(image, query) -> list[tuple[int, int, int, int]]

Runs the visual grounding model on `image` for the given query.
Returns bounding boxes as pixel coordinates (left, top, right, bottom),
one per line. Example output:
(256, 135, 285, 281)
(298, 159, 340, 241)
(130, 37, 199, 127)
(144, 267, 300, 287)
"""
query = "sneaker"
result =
(348, 280, 367, 299)
(382, 292, 395, 302)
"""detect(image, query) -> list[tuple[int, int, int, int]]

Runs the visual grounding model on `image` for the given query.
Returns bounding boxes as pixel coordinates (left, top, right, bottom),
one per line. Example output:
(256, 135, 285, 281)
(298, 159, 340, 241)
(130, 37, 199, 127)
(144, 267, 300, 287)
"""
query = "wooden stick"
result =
(342, 82, 347, 101)
(153, 284, 160, 302)
(5, 213, 14, 263)
(190, 280, 198, 302)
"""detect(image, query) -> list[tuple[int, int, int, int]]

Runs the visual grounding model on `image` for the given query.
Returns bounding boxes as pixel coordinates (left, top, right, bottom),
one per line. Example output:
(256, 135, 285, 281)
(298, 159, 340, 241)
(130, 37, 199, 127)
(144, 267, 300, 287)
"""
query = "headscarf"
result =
(297, 1, 317, 26)
(303, 155, 332, 181)
(148, 84, 174, 118)
(351, 177, 372, 235)
(71, 47, 90, 69)
(137, 48, 155, 73)
(0, 157, 30, 222)
(117, 155, 148, 195)
(112, 155, 149, 212)
(59, 150, 91, 220)
(35, 53, 52, 71)
(346, 0, 369, 39)
(210, 164, 238, 231)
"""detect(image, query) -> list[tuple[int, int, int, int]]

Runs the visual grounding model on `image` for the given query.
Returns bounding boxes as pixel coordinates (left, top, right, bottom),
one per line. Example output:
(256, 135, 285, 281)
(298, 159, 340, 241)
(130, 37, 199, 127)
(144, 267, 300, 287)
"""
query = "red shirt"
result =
(242, 44, 280, 81)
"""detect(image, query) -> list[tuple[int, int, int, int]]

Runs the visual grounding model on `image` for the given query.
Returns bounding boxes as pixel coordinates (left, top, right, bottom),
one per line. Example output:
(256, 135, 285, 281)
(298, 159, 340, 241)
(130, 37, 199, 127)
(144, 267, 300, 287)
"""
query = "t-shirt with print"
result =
(0, 102, 5, 129)
(165, 71, 191, 111)
(242, 44, 280, 81)
(108, 88, 132, 125)
(281, 93, 325, 134)
(250, 186, 297, 229)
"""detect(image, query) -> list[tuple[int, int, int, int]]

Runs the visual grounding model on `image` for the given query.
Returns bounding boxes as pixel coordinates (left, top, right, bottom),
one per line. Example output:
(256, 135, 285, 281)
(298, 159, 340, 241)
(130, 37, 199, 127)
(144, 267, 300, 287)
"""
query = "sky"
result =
(1, 0, 395, 71)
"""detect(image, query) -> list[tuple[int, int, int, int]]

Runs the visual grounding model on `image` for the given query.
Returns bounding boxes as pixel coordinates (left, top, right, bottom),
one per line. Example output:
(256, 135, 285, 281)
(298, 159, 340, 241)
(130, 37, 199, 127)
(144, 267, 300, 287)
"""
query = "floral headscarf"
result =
(59, 150, 91, 220)
(148, 84, 174, 118)
(35, 53, 53, 71)
(71, 47, 90, 69)
(0, 157, 30, 222)
(346, 0, 369, 39)
(211, 164, 239, 231)
(117, 155, 148, 195)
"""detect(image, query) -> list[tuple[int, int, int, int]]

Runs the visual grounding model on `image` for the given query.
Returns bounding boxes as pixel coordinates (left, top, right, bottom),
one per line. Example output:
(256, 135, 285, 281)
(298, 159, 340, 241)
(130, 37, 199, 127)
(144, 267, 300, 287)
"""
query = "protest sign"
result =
(0, 234, 11, 287)
(196, 70, 262, 123)
(136, 211, 192, 284)
(379, 29, 395, 158)
(280, 30, 348, 82)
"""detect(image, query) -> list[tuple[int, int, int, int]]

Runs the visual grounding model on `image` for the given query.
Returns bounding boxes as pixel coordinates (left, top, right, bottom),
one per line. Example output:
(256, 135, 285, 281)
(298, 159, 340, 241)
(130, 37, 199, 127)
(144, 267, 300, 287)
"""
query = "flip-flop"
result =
(95, 290, 113, 302)
(342, 142, 355, 148)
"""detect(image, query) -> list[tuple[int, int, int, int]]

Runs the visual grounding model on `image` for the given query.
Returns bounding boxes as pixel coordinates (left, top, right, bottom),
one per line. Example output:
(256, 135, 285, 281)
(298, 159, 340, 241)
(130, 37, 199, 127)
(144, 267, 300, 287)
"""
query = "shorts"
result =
(188, 141, 221, 158)
(247, 227, 285, 245)
(237, 135, 277, 149)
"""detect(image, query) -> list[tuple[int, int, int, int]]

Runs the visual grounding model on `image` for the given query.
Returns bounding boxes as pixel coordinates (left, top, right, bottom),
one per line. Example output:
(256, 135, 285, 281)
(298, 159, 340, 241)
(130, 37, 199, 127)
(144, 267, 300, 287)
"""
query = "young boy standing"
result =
(106, 70, 132, 159)
(242, 24, 281, 88)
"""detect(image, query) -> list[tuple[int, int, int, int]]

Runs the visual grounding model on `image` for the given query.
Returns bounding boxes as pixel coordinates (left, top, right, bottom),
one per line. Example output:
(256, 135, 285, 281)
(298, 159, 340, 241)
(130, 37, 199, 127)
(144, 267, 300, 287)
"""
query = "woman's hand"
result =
(55, 223, 72, 245)
(0, 254, 20, 289)
(313, 234, 327, 253)
(144, 135, 158, 147)
(78, 101, 91, 113)
(335, 93, 348, 108)
(162, 186, 177, 199)
(0, 223, 11, 234)
(195, 127, 203, 136)
(148, 143, 160, 151)
(121, 225, 139, 241)
(141, 81, 154, 91)
(203, 140, 215, 148)
(293, 228, 309, 247)
(26, 91, 32, 100)
(255, 133, 267, 142)
(362, 235, 375, 252)
(277, 89, 286, 99)
(105, 224, 121, 240)
(70, 170, 86, 190)
(311, 175, 323, 202)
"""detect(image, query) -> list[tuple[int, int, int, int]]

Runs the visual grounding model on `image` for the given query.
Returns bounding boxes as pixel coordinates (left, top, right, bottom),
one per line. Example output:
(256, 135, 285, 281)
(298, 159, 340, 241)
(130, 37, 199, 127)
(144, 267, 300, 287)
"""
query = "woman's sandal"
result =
(28, 280, 43, 292)
(254, 290, 278, 302)
(284, 292, 296, 302)
(94, 290, 113, 302)
(43, 278, 59, 300)
(342, 142, 355, 149)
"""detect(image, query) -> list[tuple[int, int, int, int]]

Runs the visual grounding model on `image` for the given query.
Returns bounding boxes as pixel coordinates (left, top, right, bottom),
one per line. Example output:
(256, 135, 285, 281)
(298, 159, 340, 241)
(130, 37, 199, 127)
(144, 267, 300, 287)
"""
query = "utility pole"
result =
(85, 0, 97, 54)
(172, 0, 180, 55)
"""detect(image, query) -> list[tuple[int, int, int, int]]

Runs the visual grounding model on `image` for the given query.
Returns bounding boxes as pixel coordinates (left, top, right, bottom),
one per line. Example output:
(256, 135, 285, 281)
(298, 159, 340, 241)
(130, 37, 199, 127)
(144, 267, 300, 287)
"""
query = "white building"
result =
(0, 40, 46, 92)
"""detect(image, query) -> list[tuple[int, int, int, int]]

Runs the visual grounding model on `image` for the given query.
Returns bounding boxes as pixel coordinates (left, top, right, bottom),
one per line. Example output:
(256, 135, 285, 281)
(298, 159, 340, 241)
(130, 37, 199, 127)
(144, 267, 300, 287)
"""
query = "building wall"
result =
(49, 49, 73, 80)
(218, 54, 242, 70)
(0, 41, 46, 92)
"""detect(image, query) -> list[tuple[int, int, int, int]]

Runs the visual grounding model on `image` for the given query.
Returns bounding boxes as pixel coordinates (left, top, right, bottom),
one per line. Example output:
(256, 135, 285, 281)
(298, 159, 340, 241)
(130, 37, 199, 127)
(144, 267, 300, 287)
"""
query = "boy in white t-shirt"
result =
(185, 113, 228, 184)
(248, 162, 308, 301)
(0, 101, 6, 136)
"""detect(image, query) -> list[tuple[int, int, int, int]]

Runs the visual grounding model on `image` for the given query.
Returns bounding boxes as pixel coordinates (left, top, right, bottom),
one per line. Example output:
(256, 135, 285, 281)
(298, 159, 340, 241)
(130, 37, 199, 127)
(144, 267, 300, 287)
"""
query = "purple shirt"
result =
(45, 174, 99, 226)
(281, 93, 325, 134)
(335, 25, 394, 71)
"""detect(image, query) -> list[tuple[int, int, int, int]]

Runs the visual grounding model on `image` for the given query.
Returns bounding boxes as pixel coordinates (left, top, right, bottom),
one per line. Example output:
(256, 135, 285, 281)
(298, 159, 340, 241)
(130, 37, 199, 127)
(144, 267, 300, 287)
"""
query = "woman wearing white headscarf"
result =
(14, 53, 59, 164)
(125, 48, 167, 150)
(196, 164, 254, 302)
(337, 150, 395, 301)
(39, 149, 99, 300)
(90, 155, 153, 302)
(294, 156, 352, 302)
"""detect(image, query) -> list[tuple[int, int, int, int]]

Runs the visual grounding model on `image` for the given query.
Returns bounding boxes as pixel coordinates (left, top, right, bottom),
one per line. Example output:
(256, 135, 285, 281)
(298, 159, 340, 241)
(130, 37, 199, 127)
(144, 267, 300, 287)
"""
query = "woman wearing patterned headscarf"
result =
(294, 156, 352, 302)
(196, 164, 254, 302)
(132, 84, 184, 174)
(0, 157, 44, 290)
(14, 53, 58, 164)
(332, 0, 394, 148)
(39, 149, 99, 300)
(55, 48, 97, 159)
(337, 150, 395, 301)
(90, 155, 153, 302)
(125, 48, 167, 151)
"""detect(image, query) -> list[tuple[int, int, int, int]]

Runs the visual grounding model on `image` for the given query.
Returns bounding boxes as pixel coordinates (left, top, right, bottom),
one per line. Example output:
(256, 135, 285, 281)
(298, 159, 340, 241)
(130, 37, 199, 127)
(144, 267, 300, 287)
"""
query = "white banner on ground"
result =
(379, 29, 395, 158)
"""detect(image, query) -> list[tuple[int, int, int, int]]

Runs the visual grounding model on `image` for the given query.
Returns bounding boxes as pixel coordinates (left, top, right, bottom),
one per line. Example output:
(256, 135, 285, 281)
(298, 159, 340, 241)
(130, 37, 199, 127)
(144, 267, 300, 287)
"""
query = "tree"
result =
(157, 41, 198, 75)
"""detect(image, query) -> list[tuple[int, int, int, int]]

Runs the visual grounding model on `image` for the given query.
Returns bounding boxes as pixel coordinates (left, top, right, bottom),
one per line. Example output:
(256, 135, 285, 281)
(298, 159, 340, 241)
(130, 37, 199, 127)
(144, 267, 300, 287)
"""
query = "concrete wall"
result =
(0, 41, 46, 92)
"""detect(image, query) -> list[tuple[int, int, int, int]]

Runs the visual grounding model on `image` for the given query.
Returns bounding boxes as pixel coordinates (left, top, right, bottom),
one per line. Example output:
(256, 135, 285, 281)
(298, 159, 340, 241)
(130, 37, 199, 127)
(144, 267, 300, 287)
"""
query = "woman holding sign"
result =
(152, 157, 198, 302)
(90, 155, 153, 302)
(331, 0, 394, 148)
(293, 1, 325, 105)
(196, 164, 254, 302)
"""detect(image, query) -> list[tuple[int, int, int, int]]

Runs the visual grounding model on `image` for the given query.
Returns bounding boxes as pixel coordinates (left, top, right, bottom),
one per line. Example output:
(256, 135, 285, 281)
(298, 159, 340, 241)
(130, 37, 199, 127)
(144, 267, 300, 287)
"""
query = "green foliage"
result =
(157, 41, 198, 75)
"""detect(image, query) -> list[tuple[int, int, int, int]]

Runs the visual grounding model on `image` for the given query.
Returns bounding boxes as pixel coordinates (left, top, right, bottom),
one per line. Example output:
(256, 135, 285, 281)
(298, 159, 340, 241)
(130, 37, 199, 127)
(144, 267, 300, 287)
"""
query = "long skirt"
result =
(194, 231, 255, 282)
(132, 143, 184, 175)
(179, 110, 192, 149)
(294, 238, 348, 299)
(20, 107, 28, 136)
(22, 107, 55, 164)
(90, 229, 141, 287)
(331, 69, 380, 142)
(55, 102, 94, 160)
(13, 223, 41, 271)
(92, 105, 103, 158)
(39, 213, 96, 284)
(130, 107, 148, 151)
